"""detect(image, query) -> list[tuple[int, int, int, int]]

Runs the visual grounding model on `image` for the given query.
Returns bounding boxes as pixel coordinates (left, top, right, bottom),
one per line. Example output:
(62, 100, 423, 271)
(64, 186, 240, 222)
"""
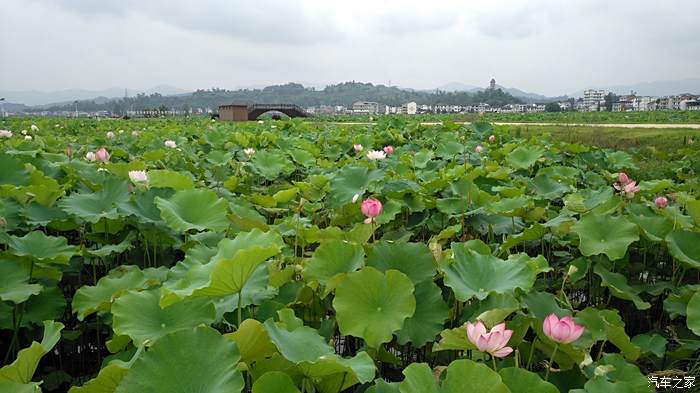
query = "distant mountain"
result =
(0, 102, 28, 113)
(436, 82, 480, 92)
(570, 78, 700, 97)
(0, 85, 189, 106)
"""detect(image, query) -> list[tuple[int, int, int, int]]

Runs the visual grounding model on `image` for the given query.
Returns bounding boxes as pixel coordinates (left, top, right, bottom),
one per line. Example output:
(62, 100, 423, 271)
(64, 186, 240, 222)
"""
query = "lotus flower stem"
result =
(491, 355, 498, 371)
(545, 344, 558, 381)
(526, 338, 537, 370)
(237, 292, 243, 328)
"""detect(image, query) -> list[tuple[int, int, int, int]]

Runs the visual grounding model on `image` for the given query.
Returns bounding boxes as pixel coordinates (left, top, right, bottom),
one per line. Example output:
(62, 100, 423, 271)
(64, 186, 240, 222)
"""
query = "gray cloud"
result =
(2, 0, 700, 96)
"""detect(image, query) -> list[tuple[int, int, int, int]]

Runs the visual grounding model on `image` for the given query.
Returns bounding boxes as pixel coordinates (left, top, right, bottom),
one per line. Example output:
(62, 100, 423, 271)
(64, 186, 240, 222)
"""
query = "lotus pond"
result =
(0, 117, 699, 392)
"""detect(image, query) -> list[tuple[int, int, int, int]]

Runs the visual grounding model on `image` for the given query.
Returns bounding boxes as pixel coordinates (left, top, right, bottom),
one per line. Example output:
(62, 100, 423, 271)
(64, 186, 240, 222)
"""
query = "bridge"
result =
(218, 103, 310, 121)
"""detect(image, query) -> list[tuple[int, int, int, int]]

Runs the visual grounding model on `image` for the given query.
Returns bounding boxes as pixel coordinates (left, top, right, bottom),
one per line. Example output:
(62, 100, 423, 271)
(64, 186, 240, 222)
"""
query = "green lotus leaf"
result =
(15, 286, 66, 328)
(629, 214, 673, 242)
(395, 281, 448, 347)
(366, 241, 436, 284)
(212, 263, 277, 321)
(631, 333, 667, 358)
(7, 231, 76, 264)
(521, 291, 570, 320)
(147, 169, 194, 190)
(23, 203, 70, 226)
(302, 240, 364, 286)
(117, 189, 168, 224)
(367, 379, 401, 393)
(499, 368, 558, 393)
(252, 371, 299, 393)
(263, 319, 334, 363)
(665, 230, 700, 269)
(398, 363, 439, 393)
(0, 321, 64, 384)
(499, 224, 547, 253)
(299, 352, 375, 393)
(529, 175, 572, 200)
(225, 319, 277, 364)
(575, 308, 640, 361)
(326, 166, 384, 208)
(72, 265, 163, 320)
(0, 259, 41, 303)
(83, 233, 136, 258)
(688, 291, 700, 336)
(506, 145, 544, 169)
(0, 382, 41, 393)
(111, 289, 216, 346)
(400, 359, 510, 393)
(0, 153, 30, 186)
(58, 178, 130, 223)
(155, 188, 230, 233)
(593, 264, 650, 310)
(251, 150, 294, 180)
(197, 229, 284, 297)
(442, 248, 536, 301)
(581, 354, 652, 393)
(68, 361, 129, 393)
(432, 327, 474, 352)
(571, 213, 639, 261)
(115, 327, 244, 393)
(333, 267, 415, 348)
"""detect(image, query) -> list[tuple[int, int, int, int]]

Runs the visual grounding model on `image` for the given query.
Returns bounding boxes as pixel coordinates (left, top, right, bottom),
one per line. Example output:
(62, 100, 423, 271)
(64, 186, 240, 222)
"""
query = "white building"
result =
(583, 89, 606, 111)
(352, 101, 380, 114)
(400, 102, 417, 115)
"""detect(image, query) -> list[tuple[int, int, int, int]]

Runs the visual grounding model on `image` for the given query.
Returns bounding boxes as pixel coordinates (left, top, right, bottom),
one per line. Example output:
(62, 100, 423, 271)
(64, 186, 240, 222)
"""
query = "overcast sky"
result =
(1, 0, 699, 96)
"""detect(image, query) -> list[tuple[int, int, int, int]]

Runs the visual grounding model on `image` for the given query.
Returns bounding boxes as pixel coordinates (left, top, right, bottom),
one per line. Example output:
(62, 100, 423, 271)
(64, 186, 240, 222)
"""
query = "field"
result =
(0, 117, 699, 393)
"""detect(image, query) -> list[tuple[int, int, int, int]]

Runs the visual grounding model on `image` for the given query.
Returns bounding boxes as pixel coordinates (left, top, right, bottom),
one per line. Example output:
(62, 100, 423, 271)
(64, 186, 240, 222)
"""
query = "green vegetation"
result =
(35, 82, 522, 114)
(0, 117, 699, 392)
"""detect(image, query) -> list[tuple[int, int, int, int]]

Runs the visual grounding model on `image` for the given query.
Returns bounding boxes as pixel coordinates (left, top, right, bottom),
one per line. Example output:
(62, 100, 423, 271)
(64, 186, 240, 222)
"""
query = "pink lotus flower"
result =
(655, 196, 668, 208)
(128, 170, 148, 183)
(164, 140, 177, 148)
(618, 172, 631, 186)
(383, 145, 394, 154)
(366, 150, 386, 160)
(475, 145, 484, 153)
(85, 152, 96, 162)
(622, 181, 640, 199)
(361, 198, 383, 224)
(353, 144, 363, 152)
(465, 321, 513, 358)
(95, 147, 110, 163)
(543, 314, 584, 344)
(106, 131, 115, 139)
(488, 135, 496, 143)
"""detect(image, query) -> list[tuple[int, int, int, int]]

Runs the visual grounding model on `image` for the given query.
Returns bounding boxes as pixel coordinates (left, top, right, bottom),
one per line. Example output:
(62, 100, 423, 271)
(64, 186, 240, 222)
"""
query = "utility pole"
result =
(0, 98, 5, 117)
(74, 100, 78, 117)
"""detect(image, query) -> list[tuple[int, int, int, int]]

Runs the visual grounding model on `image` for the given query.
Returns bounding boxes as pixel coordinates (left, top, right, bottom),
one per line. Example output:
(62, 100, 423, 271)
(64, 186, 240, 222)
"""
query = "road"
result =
(330, 121, 700, 129)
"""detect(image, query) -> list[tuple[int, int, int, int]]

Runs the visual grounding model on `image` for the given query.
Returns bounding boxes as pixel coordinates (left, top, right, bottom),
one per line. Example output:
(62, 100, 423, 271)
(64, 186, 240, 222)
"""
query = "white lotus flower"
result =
(352, 193, 360, 203)
(30, 124, 39, 132)
(244, 148, 256, 157)
(366, 150, 386, 160)
(131, 131, 139, 137)
(128, 170, 148, 183)
(0, 130, 12, 138)
(85, 152, 96, 161)
(164, 140, 177, 148)
(21, 130, 27, 135)
(106, 131, 115, 139)
(24, 135, 32, 141)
